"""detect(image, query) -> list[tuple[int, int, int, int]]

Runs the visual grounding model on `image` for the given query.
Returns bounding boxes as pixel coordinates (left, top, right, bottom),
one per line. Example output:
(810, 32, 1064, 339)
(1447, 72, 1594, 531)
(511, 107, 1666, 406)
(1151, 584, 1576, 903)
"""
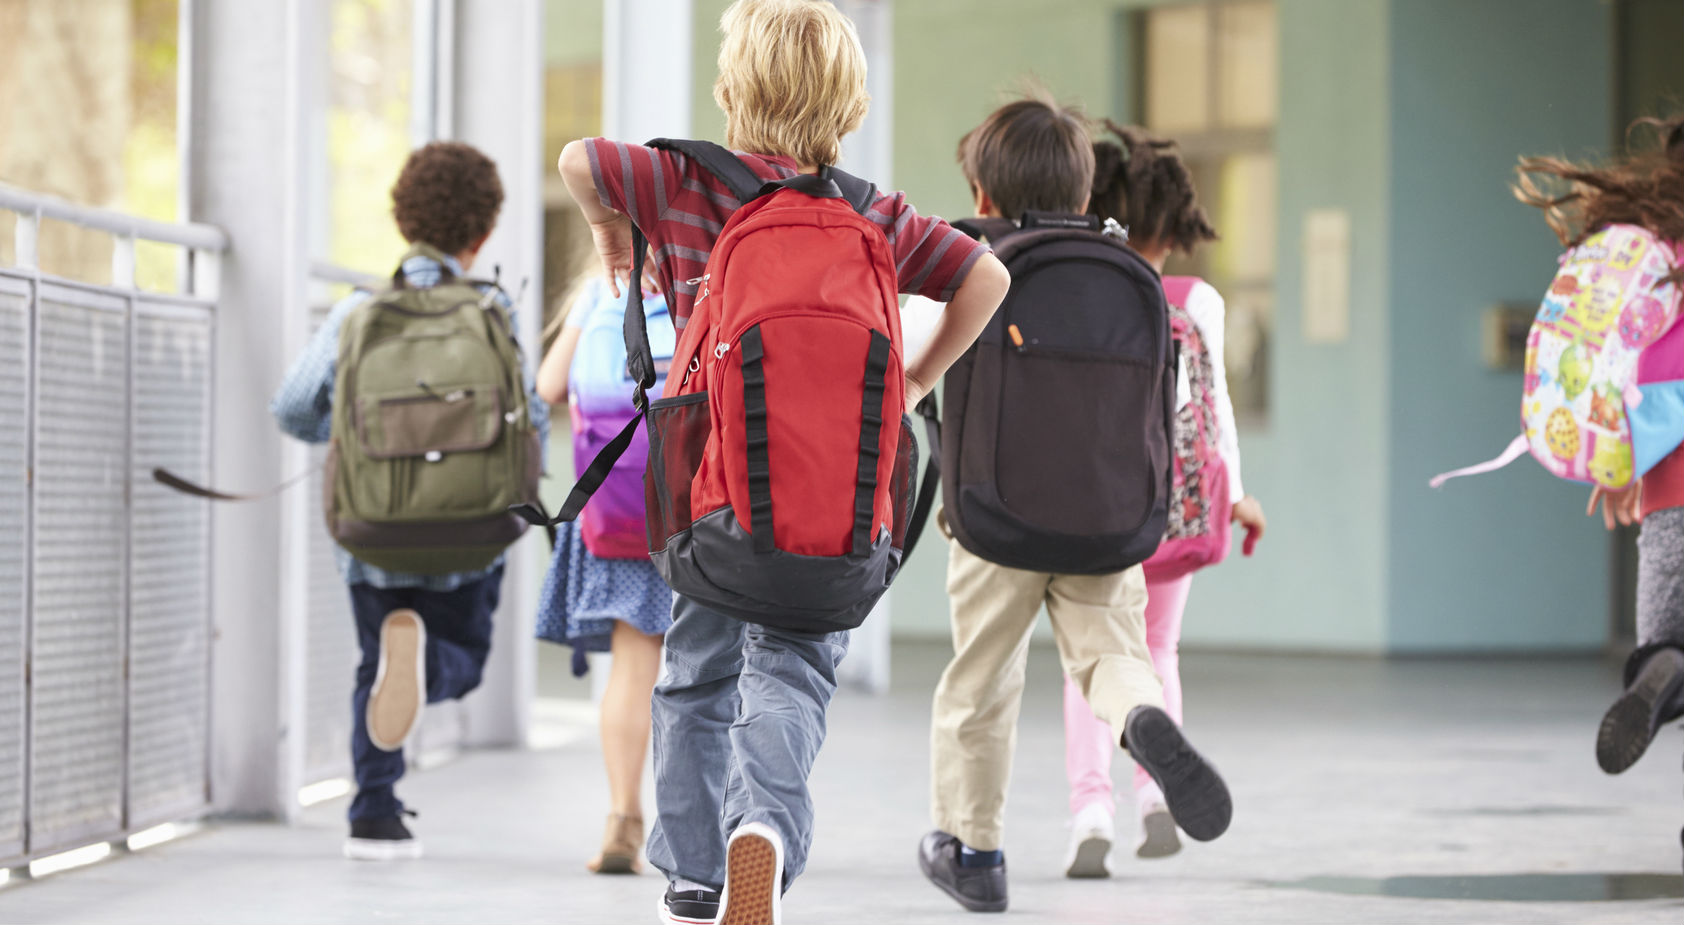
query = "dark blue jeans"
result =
(346, 567, 502, 822)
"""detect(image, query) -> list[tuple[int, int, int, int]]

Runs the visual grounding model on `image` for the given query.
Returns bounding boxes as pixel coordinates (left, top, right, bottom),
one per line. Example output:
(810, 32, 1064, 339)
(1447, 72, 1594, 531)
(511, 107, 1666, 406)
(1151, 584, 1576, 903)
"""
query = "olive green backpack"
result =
(325, 244, 541, 574)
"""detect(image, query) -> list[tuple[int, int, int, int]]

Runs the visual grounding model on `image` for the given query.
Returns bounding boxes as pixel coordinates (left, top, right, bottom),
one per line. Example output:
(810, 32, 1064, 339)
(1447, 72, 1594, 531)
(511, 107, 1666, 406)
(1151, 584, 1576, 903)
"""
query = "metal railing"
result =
(0, 185, 225, 866)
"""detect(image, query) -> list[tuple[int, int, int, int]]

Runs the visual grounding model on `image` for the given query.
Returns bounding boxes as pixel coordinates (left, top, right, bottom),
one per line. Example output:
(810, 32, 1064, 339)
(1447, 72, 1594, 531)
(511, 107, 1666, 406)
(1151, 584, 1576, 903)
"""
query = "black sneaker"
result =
(343, 813, 422, 861)
(659, 884, 721, 925)
(918, 831, 1007, 913)
(1598, 647, 1684, 774)
(1124, 706, 1232, 842)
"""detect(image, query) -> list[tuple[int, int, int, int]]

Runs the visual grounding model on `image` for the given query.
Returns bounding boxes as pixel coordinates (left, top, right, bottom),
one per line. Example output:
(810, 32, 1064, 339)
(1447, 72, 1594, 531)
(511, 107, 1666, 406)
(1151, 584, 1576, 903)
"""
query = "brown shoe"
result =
(587, 813, 643, 875)
(366, 609, 426, 752)
(720, 822, 783, 925)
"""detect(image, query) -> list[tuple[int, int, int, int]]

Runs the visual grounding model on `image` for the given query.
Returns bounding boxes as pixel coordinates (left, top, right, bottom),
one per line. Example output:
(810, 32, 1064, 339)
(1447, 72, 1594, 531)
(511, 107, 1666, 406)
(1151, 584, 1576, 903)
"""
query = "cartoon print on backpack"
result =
(1590, 385, 1626, 431)
(1547, 405, 1582, 461)
(1559, 340, 1593, 400)
(1620, 294, 1669, 348)
(1590, 438, 1635, 489)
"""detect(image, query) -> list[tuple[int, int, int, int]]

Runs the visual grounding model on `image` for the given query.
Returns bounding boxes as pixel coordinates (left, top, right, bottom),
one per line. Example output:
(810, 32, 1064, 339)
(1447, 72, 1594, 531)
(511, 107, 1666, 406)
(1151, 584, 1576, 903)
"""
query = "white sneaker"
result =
(720, 822, 783, 924)
(1064, 802, 1114, 879)
(1135, 801, 1182, 859)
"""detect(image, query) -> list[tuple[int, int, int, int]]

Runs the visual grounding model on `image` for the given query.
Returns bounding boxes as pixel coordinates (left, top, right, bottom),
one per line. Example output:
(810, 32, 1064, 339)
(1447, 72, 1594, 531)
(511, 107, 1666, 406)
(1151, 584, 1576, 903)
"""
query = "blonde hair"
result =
(713, 0, 869, 167)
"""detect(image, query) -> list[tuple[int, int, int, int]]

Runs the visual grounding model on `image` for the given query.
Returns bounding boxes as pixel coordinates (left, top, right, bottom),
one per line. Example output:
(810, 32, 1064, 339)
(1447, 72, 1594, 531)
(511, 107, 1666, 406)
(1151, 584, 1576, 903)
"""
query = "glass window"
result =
(1141, 1, 1277, 420)
(326, 0, 415, 274)
(1144, 6, 1210, 134)
(0, 0, 180, 286)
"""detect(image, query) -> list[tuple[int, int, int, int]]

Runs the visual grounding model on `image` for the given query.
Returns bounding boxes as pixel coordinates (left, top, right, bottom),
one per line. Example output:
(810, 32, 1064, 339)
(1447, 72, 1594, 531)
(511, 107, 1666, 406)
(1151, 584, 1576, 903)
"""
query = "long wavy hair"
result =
(1088, 119, 1217, 255)
(1515, 115, 1684, 283)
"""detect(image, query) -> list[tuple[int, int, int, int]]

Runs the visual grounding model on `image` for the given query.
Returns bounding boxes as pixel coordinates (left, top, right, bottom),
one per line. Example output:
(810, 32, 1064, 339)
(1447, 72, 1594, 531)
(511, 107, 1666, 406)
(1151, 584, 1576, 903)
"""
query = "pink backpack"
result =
(1143, 277, 1232, 581)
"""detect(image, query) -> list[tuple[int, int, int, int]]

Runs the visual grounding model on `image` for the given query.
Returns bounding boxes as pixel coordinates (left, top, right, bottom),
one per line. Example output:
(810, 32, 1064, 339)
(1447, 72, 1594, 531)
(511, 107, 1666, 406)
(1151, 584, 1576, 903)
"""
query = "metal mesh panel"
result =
(127, 309, 212, 826)
(304, 451, 356, 784)
(0, 289, 28, 859)
(30, 295, 126, 851)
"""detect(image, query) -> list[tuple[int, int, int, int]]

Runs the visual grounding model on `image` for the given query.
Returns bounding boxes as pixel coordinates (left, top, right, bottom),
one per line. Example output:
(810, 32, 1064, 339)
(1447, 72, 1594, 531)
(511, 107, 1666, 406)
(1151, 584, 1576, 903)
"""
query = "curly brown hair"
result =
(1088, 120, 1217, 255)
(1515, 115, 1684, 283)
(390, 141, 504, 256)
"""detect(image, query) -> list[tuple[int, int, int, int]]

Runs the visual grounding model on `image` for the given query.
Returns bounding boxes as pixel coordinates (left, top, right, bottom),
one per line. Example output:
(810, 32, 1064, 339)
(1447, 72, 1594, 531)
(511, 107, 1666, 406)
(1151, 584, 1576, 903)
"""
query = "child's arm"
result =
(270, 294, 360, 443)
(537, 325, 582, 406)
(559, 140, 638, 298)
(903, 252, 1010, 409)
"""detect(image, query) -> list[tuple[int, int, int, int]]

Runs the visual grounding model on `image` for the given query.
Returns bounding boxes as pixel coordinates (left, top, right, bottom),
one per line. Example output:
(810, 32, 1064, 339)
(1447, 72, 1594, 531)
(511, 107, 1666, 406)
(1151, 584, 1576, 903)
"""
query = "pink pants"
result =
(1063, 573, 1192, 815)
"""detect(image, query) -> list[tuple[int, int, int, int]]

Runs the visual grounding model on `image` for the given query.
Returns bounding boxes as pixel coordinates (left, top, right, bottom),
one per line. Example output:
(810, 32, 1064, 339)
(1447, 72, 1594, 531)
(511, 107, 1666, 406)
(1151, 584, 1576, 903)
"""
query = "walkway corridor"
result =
(4, 644, 1682, 924)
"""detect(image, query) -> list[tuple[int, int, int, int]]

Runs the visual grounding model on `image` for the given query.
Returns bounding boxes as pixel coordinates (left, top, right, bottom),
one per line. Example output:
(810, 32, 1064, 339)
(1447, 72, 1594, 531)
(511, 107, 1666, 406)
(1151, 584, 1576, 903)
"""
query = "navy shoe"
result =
(918, 830, 1007, 913)
(659, 884, 721, 925)
(343, 813, 422, 861)
(1124, 706, 1233, 842)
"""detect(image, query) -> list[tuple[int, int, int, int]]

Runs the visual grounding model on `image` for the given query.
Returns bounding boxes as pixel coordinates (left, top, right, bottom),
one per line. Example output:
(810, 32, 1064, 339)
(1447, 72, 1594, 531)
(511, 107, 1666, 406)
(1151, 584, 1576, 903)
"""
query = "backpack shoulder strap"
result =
(951, 217, 1018, 244)
(648, 138, 763, 204)
(826, 166, 879, 216)
(1162, 275, 1202, 308)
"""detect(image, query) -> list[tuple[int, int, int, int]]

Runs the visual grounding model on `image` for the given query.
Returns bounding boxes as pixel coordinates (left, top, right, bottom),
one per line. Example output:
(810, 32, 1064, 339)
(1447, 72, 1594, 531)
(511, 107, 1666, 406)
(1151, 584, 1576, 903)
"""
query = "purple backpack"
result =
(569, 280, 674, 558)
(1143, 277, 1232, 581)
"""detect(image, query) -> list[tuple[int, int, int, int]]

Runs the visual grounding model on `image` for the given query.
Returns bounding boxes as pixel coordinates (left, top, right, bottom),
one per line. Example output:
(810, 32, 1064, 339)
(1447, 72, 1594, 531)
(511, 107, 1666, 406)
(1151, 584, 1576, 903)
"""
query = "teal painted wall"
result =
(665, 0, 1617, 653)
(1385, 0, 1613, 651)
(1178, 0, 1393, 653)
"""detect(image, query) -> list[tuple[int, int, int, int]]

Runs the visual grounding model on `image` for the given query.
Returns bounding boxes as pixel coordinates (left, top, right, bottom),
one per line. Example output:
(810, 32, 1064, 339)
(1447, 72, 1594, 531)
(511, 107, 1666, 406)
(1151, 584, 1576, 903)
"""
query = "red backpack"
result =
(519, 140, 934, 633)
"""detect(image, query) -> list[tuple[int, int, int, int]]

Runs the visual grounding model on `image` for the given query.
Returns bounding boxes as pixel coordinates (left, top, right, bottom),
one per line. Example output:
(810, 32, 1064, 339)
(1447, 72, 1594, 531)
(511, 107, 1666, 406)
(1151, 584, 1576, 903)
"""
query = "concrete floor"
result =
(4, 642, 1684, 924)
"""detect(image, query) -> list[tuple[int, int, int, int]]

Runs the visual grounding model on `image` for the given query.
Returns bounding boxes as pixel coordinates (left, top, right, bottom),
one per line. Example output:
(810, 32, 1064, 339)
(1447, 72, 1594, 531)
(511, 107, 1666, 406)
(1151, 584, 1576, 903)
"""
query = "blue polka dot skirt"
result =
(536, 521, 673, 676)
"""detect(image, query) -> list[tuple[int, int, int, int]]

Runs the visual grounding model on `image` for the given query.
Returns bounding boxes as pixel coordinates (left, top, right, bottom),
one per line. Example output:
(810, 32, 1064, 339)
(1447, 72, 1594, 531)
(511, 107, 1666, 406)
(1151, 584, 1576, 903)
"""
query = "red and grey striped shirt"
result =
(585, 138, 986, 330)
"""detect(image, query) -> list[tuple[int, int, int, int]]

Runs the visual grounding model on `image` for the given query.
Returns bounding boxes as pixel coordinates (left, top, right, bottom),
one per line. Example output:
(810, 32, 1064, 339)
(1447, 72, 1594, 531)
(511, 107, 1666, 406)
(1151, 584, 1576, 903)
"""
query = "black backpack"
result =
(925, 211, 1174, 574)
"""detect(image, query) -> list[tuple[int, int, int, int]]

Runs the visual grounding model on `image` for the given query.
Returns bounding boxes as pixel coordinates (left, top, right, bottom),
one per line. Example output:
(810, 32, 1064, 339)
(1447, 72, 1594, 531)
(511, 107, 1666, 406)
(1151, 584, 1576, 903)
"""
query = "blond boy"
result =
(558, 2, 1008, 922)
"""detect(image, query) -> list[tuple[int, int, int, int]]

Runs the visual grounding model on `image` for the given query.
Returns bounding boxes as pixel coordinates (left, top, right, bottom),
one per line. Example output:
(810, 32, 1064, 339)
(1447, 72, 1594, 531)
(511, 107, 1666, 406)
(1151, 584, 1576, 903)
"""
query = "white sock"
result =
(673, 878, 712, 893)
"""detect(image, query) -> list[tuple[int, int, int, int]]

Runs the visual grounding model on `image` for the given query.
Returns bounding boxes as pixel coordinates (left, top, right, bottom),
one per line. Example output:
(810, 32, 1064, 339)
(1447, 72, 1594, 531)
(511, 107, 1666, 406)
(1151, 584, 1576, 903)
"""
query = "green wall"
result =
(670, 0, 1620, 653)
(1385, 0, 1612, 651)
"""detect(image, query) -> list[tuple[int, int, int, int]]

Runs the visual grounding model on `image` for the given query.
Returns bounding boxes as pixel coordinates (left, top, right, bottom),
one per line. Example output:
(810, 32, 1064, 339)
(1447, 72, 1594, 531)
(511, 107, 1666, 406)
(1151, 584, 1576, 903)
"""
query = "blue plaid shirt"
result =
(271, 253, 550, 590)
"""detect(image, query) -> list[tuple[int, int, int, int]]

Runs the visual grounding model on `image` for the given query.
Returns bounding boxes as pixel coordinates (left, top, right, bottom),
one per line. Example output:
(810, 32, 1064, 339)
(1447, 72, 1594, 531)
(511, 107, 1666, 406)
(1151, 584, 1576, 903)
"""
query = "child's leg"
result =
(346, 583, 410, 822)
(716, 622, 850, 887)
(1062, 675, 1114, 816)
(930, 540, 1051, 852)
(601, 620, 665, 817)
(1132, 574, 1194, 803)
(1600, 508, 1684, 774)
(414, 566, 503, 703)
(1045, 566, 1165, 732)
(645, 595, 748, 890)
(1047, 565, 1230, 842)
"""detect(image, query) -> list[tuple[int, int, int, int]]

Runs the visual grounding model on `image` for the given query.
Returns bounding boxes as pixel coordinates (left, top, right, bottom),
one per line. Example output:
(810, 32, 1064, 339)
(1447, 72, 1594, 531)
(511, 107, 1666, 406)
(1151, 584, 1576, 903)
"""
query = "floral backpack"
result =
(1143, 276, 1232, 581)
(1433, 224, 1684, 490)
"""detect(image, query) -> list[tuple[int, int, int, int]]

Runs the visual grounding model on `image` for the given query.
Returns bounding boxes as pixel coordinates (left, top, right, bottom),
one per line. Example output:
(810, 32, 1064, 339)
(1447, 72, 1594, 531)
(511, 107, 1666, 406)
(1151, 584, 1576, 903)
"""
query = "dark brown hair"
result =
(390, 141, 504, 255)
(958, 96, 1095, 220)
(1515, 115, 1684, 282)
(1088, 120, 1217, 255)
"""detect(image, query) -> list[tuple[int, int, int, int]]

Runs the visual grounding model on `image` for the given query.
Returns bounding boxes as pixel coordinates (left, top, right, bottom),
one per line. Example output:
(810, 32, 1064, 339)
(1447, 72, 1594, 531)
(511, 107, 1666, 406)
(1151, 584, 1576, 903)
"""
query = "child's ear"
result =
(973, 187, 996, 218)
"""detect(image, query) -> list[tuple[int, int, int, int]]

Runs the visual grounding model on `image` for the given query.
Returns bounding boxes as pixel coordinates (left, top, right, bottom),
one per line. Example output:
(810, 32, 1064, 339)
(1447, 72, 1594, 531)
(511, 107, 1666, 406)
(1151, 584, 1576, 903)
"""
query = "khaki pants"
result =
(930, 536, 1164, 851)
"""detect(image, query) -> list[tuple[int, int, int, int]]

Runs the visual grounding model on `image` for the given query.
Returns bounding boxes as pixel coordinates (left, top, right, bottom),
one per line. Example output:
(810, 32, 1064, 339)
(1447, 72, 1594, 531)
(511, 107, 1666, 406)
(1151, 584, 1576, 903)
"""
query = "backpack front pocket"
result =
(353, 385, 507, 519)
(645, 392, 711, 553)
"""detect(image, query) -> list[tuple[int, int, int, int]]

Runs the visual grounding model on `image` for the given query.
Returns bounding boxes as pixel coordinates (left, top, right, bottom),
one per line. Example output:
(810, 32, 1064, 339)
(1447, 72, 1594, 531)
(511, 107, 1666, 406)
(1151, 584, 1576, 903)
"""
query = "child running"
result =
(1516, 115, 1684, 873)
(556, 2, 1009, 921)
(271, 142, 548, 861)
(920, 99, 1233, 915)
(1060, 122, 1268, 874)
(534, 274, 674, 875)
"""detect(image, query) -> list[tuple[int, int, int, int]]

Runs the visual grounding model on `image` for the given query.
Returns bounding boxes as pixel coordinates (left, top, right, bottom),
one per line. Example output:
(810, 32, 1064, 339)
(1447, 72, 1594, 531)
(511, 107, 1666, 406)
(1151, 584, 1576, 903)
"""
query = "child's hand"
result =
(590, 213, 636, 298)
(1232, 495, 1266, 555)
(1587, 482, 1642, 530)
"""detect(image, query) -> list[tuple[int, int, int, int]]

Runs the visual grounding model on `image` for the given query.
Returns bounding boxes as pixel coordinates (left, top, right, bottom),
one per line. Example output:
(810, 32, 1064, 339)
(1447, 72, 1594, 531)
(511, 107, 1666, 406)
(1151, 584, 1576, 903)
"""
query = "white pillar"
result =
(447, 0, 547, 747)
(603, 0, 694, 143)
(834, 0, 894, 694)
(185, 0, 316, 817)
